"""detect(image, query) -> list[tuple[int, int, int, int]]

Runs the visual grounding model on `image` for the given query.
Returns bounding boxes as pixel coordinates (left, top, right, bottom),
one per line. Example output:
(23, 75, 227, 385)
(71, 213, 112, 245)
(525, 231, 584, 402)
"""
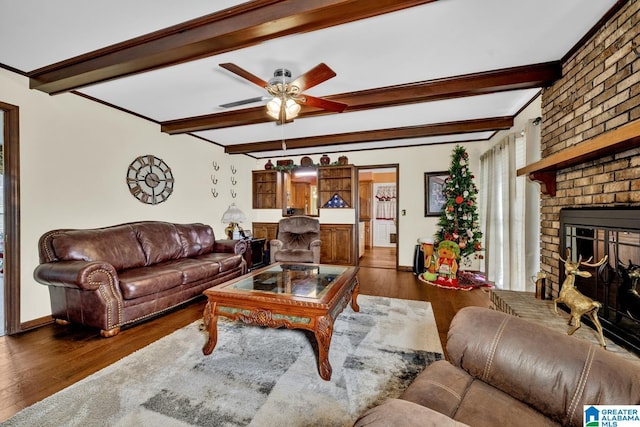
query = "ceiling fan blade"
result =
(219, 63, 268, 87)
(299, 95, 347, 113)
(219, 96, 266, 108)
(290, 63, 336, 92)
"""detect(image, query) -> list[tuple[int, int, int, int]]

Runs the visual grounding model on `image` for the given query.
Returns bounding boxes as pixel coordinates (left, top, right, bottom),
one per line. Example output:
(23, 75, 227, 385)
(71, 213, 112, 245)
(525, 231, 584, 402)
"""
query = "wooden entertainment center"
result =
(251, 164, 358, 266)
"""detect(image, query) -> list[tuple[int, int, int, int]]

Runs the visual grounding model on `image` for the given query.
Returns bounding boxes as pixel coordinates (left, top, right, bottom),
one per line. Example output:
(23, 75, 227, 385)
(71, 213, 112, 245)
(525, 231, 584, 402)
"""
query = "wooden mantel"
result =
(517, 119, 640, 196)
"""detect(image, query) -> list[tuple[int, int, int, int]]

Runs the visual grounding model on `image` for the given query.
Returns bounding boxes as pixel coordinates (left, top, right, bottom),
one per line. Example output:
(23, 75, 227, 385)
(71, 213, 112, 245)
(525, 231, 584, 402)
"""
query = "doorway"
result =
(0, 101, 20, 335)
(357, 166, 398, 269)
(0, 110, 3, 335)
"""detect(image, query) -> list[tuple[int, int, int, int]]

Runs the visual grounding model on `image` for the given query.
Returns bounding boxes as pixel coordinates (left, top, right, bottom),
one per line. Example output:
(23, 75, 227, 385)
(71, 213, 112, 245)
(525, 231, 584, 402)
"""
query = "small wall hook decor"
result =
(212, 161, 220, 171)
(211, 188, 218, 198)
(231, 176, 237, 186)
(210, 175, 218, 185)
(230, 165, 237, 175)
(230, 189, 237, 198)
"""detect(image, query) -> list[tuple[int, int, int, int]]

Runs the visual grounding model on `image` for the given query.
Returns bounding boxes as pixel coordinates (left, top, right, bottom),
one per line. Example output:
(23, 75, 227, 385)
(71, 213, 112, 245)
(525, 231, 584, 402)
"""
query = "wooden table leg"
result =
(314, 315, 334, 381)
(202, 301, 219, 355)
(351, 277, 360, 312)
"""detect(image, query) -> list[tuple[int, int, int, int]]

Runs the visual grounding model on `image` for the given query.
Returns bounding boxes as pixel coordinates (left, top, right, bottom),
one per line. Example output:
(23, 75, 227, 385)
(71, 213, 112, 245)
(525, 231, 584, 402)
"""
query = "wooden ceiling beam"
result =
(28, 0, 436, 94)
(224, 117, 514, 154)
(161, 62, 558, 134)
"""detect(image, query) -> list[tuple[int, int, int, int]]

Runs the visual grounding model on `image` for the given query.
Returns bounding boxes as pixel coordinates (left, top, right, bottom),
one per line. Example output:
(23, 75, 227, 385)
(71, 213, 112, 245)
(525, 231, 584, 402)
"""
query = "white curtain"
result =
(375, 185, 396, 220)
(479, 133, 527, 290)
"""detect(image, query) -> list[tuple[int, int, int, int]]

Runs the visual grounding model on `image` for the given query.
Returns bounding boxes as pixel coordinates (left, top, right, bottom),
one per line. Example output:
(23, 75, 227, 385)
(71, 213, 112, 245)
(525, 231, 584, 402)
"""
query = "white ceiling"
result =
(0, 0, 618, 158)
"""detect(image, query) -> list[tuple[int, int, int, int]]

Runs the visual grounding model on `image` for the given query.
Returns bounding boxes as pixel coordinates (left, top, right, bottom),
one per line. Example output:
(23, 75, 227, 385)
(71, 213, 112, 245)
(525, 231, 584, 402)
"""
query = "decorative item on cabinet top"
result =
(324, 193, 349, 208)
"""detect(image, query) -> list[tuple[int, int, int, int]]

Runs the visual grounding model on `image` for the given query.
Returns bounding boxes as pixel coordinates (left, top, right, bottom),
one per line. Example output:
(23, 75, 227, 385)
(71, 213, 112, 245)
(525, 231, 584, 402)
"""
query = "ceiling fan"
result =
(218, 63, 348, 123)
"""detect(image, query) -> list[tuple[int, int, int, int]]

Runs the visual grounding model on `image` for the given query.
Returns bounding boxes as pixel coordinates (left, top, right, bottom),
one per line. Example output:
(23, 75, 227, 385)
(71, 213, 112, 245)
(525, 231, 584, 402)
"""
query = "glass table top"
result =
(227, 263, 349, 299)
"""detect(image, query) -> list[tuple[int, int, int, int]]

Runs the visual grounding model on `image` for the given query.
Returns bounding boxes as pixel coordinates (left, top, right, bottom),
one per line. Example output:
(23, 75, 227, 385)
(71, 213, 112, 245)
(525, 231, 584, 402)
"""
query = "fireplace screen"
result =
(560, 208, 640, 354)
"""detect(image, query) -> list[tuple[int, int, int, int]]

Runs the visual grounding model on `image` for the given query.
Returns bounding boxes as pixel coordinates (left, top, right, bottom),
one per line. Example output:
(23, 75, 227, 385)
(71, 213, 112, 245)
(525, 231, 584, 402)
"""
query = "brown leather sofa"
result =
(34, 221, 247, 337)
(355, 306, 640, 427)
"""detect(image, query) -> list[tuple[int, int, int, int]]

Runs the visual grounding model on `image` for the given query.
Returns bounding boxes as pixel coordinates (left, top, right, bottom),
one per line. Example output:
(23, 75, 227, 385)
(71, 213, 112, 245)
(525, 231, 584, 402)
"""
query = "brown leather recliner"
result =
(355, 306, 640, 427)
(270, 216, 321, 264)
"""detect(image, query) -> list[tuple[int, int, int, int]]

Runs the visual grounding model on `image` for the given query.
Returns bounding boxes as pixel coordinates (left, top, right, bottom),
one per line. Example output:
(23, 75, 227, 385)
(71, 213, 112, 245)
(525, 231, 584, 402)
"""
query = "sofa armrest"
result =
(214, 239, 247, 255)
(310, 239, 321, 263)
(34, 260, 120, 292)
(269, 239, 284, 264)
(354, 398, 469, 427)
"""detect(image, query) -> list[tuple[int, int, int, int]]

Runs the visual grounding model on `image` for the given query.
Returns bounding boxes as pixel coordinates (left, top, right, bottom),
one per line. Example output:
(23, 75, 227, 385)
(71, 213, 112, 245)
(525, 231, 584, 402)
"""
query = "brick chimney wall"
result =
(539, 0, 640, 297)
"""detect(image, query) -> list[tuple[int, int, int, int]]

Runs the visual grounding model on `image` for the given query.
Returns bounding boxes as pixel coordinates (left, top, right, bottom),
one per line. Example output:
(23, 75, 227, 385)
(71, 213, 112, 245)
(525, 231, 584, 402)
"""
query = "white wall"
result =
(0, 68, 254, 322)
(1, 64, 543, 323)
(262, 142, 492, 269)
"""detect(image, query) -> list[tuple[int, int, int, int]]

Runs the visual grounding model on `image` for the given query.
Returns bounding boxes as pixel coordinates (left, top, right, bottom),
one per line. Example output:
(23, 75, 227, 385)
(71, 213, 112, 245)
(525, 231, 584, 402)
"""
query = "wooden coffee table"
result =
(202, 262, 359, 380)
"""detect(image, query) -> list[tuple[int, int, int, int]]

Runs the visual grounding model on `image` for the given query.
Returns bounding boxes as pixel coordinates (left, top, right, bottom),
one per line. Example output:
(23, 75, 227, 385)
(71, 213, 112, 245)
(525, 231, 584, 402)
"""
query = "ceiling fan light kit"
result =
(266, 97, 301, 121)
(219, 62, 347, 124)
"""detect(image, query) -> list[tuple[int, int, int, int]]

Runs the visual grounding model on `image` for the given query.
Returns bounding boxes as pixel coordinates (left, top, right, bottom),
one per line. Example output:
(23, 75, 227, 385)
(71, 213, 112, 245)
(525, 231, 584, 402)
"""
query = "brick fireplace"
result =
(523, 1, 640, 352)
(533, 0, 640, 294)
(559, 208, 640, 352)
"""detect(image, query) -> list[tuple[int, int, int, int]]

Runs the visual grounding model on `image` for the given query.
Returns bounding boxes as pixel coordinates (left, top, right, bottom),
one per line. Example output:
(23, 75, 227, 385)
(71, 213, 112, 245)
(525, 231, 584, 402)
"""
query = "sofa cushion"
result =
(174, 223, 215, 257)
(452, 379, 560, 427)
(354, 398, 469, 427)
(195, 253, 243, 272)
(133, 222, 184, 265)
(163, 258, 221, 283)
(400, 360, 473, 419)
(118, 266, 184, 299)
(273, 248, 315, 263)
(51, 225, 146, 271)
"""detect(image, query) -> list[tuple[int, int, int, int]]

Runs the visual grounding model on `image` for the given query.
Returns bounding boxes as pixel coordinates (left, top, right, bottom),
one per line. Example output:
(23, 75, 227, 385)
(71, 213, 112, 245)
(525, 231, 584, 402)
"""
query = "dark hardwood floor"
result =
(359, 245, 396, 269)
(0, 263, 491, 422)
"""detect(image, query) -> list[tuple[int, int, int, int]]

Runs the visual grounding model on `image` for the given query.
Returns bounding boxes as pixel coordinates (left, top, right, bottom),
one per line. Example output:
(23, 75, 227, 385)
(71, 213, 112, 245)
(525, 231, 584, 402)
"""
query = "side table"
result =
(245, 237, 267, 271)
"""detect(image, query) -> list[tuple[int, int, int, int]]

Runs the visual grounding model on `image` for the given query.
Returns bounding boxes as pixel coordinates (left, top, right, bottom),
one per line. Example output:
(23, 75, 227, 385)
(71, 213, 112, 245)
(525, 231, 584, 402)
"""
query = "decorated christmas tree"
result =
(435, 145, 483, 261)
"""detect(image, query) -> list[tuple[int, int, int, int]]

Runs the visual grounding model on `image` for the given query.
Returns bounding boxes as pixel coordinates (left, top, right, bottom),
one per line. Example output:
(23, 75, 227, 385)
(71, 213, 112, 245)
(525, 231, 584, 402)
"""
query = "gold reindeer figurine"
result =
(553, 249, 608, 348)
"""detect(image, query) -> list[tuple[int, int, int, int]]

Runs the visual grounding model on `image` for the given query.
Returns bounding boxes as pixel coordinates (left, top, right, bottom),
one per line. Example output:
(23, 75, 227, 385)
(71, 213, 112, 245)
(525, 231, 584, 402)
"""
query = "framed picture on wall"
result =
(424, 171, 448, 217)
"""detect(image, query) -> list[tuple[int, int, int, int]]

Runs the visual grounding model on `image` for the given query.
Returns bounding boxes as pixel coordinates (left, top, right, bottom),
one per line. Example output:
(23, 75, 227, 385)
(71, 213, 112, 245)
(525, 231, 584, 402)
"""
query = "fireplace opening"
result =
(560, 208, 640, 355)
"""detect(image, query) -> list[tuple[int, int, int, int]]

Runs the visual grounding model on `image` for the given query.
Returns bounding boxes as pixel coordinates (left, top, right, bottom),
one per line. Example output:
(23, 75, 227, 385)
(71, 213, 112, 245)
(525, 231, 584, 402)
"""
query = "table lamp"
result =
(221, 203, 247, 240)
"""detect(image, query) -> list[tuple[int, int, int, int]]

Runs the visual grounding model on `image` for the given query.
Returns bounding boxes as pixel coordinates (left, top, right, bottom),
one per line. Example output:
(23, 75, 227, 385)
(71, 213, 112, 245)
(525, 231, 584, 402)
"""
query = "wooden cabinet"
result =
(359, 179, 373, 221)
(253, 222, 354, 265)
(252, 170, 283, 209)
(318, 165, 354, 208)
(252, 222, 278, 243)
(320, 224, 354, 265)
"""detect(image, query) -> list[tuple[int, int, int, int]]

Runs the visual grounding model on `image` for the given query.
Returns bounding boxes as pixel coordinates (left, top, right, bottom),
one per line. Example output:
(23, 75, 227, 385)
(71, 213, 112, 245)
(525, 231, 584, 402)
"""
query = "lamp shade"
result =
(221, 203, 247, 224)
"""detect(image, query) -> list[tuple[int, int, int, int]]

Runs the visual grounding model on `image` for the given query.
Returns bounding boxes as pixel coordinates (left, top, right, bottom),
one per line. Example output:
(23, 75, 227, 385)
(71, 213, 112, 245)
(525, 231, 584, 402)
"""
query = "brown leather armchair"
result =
(270, 216, 321, 264)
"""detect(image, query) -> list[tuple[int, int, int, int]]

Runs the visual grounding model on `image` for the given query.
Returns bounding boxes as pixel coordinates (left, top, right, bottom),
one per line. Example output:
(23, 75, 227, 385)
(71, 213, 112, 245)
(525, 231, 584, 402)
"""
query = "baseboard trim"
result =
(398, 265, 412, 272)
(20, 315, 54, 332)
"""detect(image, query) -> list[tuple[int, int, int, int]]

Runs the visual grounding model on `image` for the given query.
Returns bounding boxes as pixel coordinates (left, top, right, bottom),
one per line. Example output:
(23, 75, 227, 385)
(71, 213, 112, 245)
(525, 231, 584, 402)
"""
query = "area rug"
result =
(2, 295, 443, 427)
(419, 270, 494, 291)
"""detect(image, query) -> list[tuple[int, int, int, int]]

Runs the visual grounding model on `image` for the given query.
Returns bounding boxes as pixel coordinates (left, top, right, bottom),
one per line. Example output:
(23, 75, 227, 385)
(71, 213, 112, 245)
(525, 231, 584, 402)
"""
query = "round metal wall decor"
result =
(126, 155, 174, 205)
